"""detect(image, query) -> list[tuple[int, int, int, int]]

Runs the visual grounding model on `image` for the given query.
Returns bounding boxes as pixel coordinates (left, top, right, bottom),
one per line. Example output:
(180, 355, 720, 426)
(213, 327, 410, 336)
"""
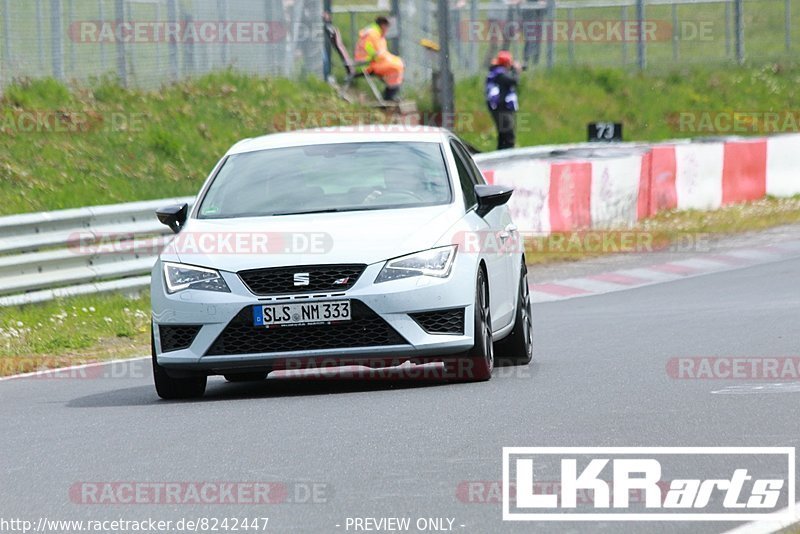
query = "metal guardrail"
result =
(0, 197, 193, 307)
(0, 143, 640, 308)
(0, 132, 782, 308)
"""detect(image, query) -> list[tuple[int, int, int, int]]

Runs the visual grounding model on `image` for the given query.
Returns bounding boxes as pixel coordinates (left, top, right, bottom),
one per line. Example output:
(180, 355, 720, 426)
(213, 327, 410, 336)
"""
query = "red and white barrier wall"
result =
(475, 134, 800, 233)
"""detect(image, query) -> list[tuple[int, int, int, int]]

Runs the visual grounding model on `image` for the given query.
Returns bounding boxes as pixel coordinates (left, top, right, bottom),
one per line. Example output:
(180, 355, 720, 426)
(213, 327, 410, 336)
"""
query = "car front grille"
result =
(238, 264, 367, 296)
(159, 325, 202, 352)
(409, 308, 465, 335)
(206, 300, 407, 356)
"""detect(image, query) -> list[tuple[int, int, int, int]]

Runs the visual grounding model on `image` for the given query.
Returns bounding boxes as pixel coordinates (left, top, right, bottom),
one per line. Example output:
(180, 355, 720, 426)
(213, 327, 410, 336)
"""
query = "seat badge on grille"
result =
(293, 273, 310, 287)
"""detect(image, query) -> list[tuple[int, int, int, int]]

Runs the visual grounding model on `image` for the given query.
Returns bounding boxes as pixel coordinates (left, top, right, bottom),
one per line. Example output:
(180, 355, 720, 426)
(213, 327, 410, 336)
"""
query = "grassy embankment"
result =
(3, 65, 800, 213)
(1, 65, 800, 370)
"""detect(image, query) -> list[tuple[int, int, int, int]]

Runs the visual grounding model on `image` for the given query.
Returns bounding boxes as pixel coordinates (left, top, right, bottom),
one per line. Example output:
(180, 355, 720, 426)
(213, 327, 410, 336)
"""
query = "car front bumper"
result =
(151, 259, 477, 374)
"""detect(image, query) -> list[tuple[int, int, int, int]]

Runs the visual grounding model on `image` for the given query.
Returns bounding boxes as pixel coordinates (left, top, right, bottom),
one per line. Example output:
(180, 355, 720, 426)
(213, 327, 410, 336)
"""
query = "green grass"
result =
(525, 195, 800, 263)
(0, 71, 385, 215)
(1, 66, 799, 371)
(0, 14, 799, 373)
(451, 62, 800, 151)
(2, 64, 800, 213)
(0, 195, 797, 374)
(541, 0, 798, 68)
(0, 293, 150, 375)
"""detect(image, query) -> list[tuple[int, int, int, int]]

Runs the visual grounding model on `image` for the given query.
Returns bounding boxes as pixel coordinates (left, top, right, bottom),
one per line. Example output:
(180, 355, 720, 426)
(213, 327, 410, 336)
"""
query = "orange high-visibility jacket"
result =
(354, 23, 405, 86)
(355, 23, 387, 63)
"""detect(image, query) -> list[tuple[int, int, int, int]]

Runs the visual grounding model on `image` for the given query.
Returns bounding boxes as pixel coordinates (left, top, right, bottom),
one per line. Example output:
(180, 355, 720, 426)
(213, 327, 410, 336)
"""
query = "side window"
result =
(450, 141, 477, 209)
(458, 142, 487, 185)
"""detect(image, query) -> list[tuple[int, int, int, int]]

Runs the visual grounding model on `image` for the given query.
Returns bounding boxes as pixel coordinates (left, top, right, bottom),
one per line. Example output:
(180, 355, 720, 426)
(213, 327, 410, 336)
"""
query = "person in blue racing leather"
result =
(485, 50, 521, 150)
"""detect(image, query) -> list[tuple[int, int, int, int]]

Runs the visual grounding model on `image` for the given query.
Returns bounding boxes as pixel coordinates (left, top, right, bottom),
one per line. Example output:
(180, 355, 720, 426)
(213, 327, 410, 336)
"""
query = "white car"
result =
(150, 127, 532, 399)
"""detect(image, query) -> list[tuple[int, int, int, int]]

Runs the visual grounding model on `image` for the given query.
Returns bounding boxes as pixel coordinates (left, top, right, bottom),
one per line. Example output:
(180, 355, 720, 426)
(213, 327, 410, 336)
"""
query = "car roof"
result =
(227, 126, 454, 155)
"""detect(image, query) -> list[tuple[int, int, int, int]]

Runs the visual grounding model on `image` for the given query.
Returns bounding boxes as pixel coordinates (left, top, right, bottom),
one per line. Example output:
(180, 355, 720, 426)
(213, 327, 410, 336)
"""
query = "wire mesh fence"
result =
(0, 0, 796, 91)
(0, 0, 322, 89)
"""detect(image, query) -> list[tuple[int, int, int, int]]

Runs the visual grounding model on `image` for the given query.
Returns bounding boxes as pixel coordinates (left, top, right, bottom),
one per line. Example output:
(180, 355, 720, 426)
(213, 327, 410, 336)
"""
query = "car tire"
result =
(495, 260, 533, 367)
(445, 268, 493, 382)
(151, 328, 207, 400)
(224, 373, 269, 383)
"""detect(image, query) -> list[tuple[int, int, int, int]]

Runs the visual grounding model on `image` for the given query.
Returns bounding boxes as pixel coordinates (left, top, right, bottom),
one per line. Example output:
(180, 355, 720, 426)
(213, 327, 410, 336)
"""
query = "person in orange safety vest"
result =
(354, 16, 405, 102)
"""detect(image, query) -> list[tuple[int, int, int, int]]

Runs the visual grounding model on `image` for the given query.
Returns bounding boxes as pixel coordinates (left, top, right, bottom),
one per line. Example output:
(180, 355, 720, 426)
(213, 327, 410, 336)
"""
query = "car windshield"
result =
(197, 142, 452, 219)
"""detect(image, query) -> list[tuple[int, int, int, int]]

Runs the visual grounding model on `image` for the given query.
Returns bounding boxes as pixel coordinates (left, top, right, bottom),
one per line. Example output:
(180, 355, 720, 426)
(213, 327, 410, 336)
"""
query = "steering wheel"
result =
(363, 189, 425, 204)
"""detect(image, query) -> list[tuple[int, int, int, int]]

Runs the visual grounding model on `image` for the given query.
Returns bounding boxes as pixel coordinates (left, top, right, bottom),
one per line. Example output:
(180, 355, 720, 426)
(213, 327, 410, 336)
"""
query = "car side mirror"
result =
(156, 203, 188, 234)
(475, 185, 513, 218)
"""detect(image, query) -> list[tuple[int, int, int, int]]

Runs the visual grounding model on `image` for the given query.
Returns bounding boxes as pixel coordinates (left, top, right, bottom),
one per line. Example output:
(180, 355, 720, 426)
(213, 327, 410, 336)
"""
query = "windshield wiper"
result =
(271, 207, 372, 216)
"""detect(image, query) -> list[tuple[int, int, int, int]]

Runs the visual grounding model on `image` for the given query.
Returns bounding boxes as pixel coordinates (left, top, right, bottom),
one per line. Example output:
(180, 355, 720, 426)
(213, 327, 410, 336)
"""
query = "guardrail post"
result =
(671, 3, 679, 61)
(115, 0, 127, 86)
(621, 6, 627, 65)
(323, 0, 332, 79)
(567, 8, 575, 64)
(217, 0, 229, 66)
(2, 0, 11, 80)
(36, 0, 45, 71)
(468, 0, 478, 73)
(166, 0, 178, 80)
(391, 0, 401, 58)
(724, 1, 731, 57)
(182, 10, 195, 76)
(437, 0, 454, 117)
(636, 0, 645, 70)
(98, 0, 107, 70)
(67, 0, 75, 71)
(154, 0, 161, 74)
(262, 0, 280, 76)
(785, 0, 791, 52)
(50, 0, 64, 80)
(545, 0, 555, 69)
(734, 0, 744, 64)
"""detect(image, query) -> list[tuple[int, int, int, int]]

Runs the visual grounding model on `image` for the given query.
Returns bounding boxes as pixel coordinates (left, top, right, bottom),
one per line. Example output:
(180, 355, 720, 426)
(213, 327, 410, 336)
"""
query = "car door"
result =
(449, 139, 515, 331)
(457, 143, 519, 304)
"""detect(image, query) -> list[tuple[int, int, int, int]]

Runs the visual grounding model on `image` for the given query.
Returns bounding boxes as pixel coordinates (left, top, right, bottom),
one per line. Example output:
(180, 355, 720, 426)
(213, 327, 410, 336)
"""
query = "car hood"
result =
(163, 204, 463, 272)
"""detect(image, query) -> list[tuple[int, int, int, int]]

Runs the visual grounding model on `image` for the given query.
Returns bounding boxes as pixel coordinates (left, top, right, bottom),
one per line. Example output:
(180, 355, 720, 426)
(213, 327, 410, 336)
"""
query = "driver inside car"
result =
(363, 167, 426, 204)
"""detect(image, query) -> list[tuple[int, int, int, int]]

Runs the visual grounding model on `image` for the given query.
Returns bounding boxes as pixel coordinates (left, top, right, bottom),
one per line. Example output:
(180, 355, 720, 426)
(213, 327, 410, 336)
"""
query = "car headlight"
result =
(163, 262, 230, 294)
(375, 245, 457, 283)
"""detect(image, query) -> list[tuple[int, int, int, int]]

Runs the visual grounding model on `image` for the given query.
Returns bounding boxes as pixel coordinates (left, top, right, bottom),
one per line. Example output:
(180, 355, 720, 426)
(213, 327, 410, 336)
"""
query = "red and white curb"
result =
(2, 241, 798, 381)
(530, 240, 800, 303)
(477, 134, 800, 235)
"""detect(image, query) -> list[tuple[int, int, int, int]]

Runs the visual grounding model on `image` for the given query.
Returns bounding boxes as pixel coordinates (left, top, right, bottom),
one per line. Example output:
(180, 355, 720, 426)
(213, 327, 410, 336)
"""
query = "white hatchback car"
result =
(151, 127, 532, 399)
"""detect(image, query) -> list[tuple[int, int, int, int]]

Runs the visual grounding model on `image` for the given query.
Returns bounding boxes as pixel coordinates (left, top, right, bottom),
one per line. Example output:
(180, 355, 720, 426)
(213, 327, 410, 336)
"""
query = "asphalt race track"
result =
(1, 252, 798, 534)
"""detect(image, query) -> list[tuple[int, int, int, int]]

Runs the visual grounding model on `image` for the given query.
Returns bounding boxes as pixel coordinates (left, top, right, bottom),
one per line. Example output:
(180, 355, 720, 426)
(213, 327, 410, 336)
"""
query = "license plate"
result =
(253, 300, 351, 328)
